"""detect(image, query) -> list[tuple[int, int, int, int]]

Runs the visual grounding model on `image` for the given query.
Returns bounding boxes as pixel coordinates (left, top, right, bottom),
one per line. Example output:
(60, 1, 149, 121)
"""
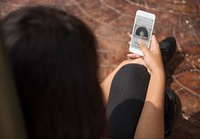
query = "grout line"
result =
(185, 54, 197, 69)
(173, 76, 200, 98)
(100, 0, 133, 18)
(99, 64, 118, 68)
(173, 0, 176, 12)
(126, 0, 198, 16)
(96, 34, 129, 42)
(174, 68, 200, 78)
(173, 25, 183, 53)
(189, 17, 200, 44)
(100, 0, 122, 14)
(74, 0, 130, 33)
(97, 49, 114, 53)
(176, 87, 184, 93)
(199, 0, 200, 13)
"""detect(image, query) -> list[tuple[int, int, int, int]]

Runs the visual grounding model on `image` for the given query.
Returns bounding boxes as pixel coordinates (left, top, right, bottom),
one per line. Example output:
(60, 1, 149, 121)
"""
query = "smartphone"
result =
(129, 10, 156, 56)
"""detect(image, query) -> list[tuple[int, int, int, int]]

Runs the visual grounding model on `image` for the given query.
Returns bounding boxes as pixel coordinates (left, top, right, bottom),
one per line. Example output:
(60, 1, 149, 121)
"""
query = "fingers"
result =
(139, 35, 160, 56)
(128, 33, 132, 45)
(134, 57, 146, 66)
(152, 35, 159, 46)
(127, 32, 132, 38)
(127, 53, 141, 59)
(138, 40, 149, 56)
(150, 35, 159, 50)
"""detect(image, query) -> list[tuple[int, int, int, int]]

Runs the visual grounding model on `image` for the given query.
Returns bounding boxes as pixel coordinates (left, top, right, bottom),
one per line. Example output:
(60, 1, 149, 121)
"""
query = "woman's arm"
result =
(134, 73, 165, 139)
(101, 35, 165, 138)
(133, 35, 165, 139)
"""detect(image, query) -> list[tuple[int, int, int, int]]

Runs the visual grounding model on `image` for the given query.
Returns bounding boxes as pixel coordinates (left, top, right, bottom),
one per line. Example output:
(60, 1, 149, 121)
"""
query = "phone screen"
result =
(131, 15, 154, 50)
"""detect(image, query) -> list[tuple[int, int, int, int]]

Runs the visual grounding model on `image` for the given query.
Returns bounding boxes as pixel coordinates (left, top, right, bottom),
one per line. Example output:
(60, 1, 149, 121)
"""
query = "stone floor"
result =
(0, 0, 200, 138)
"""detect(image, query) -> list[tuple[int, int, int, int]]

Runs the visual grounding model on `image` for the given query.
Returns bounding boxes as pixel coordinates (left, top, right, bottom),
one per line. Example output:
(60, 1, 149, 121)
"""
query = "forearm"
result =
(134, 72, 165, 139)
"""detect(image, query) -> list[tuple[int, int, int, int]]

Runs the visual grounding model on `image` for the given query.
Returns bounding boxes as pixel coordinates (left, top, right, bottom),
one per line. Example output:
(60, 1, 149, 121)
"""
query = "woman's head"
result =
(1, 6, 105, 139)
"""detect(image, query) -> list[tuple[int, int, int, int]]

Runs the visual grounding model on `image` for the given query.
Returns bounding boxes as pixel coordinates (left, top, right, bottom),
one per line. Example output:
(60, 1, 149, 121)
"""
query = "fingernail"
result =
(127, 32, 131, 36)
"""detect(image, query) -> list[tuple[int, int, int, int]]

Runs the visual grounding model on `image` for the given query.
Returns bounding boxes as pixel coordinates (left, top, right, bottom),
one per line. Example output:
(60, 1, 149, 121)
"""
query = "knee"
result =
(110, 63, 150, 100)
(116, 64, 150, 81)
(111, 64, 150, 92)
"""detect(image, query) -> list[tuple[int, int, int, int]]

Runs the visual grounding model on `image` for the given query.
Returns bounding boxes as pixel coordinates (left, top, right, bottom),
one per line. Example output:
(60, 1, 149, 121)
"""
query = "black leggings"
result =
(106, 64, 171, 139)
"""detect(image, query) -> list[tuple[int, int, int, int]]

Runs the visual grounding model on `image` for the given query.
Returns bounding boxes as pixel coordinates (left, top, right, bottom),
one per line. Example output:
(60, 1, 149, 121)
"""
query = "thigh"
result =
(106, 64, 150, 139)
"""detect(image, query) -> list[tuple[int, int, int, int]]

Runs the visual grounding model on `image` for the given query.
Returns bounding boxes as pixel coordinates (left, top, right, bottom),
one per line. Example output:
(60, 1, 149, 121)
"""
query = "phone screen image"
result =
(131, 15, 154, 50)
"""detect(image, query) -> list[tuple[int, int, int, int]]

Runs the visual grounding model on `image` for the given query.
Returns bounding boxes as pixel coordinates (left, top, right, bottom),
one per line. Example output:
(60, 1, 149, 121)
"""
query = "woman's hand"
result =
(128, 35, 165, 77)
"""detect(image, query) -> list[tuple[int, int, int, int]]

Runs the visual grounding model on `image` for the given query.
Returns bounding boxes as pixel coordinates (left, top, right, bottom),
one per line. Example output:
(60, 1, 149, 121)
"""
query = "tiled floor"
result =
(0, 0, 200, 138)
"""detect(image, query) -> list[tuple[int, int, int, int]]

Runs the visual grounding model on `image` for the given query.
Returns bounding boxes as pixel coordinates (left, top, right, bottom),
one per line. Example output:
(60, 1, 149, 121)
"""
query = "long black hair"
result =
(1, 6, 105, 139)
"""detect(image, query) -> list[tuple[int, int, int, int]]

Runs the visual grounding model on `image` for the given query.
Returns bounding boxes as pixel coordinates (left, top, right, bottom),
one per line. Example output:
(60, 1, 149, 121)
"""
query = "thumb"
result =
(139, 40, 149, 56)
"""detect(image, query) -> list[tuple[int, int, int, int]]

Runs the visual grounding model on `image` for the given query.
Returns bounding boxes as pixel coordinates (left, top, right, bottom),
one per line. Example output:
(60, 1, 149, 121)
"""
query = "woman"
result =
(0, 6, 176, 139)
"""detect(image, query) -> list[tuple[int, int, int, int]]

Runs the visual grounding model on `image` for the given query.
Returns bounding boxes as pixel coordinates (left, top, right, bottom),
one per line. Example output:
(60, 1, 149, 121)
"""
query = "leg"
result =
(103, 37, 177, 138)
(106, 64, 173, 139)
(106, 64, 150, 139)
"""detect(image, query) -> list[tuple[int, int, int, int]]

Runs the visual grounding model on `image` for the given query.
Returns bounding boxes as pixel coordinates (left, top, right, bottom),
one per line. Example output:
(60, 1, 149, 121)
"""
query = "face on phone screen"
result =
(131, 15, 154, 50)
